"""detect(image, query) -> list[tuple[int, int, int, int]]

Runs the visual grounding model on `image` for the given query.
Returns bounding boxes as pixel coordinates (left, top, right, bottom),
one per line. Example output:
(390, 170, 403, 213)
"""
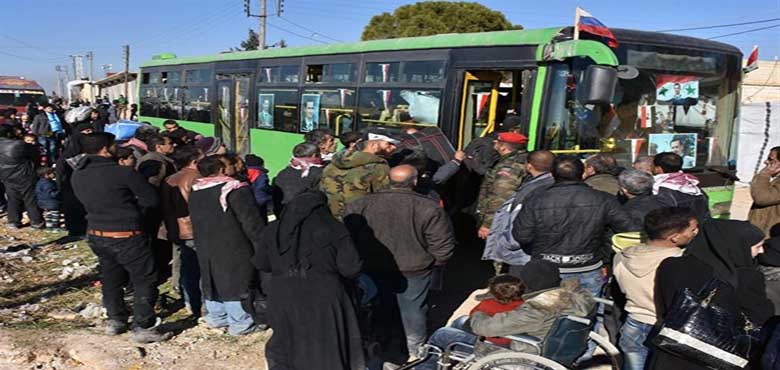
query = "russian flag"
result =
(576, 7, 618, 48)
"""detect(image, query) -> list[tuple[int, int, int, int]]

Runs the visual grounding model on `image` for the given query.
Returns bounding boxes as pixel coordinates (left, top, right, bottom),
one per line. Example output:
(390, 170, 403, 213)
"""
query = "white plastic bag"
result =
(65, 106, 92, 124)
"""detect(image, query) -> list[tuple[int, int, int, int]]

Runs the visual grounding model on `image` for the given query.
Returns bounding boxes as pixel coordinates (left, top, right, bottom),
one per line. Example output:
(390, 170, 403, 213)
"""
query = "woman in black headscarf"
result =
(650, 219, 773, 370)
(254, 190, 365, 370)
(55, 121, 91, 238)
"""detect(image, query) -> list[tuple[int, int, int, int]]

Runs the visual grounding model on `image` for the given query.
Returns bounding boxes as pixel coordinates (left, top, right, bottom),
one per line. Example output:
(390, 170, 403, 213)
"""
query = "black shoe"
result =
(6, 223, 22, 230)
(131, 319, 173, 343)
(105, 319, 128, 336)
(30, 222, 45, 230)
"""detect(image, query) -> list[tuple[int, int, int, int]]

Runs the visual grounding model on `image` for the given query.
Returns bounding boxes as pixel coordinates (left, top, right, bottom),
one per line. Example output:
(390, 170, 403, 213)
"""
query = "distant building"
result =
(742, 59, 780, 103)
(94, 72, 138, 105)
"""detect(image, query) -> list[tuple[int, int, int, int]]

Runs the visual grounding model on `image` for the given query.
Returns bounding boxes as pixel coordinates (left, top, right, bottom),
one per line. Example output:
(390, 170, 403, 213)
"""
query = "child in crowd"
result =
(470, 274, 526, 346)
(116, 146, 137, 168)
(35, 167, 61, 231)
(23, 133, 46, 167)
(244, 154, 272, 223)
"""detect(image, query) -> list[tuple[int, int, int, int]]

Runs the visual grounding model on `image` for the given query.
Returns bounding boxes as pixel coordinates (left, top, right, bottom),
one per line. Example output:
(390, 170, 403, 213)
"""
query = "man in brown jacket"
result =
(161, 146, 203, 315)
(344, 164, 454, 361)
(749, 146, 780, 237)
(584, 153, 620, 195)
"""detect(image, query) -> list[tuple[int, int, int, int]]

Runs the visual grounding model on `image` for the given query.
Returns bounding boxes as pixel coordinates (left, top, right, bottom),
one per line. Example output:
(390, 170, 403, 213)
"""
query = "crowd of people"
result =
(0, 102, 779, 370)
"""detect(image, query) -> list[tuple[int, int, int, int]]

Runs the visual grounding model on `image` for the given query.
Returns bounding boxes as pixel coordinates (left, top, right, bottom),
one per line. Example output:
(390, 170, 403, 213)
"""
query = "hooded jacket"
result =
(469, 280, 595, 352)
(320, 150, 390, 219)
(613, 244, 683, 324)
(71, 155, 158, 232)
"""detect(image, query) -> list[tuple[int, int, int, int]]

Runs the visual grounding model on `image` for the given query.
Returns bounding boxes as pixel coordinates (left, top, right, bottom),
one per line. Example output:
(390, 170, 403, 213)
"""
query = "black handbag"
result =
(650, 278, 760, 370)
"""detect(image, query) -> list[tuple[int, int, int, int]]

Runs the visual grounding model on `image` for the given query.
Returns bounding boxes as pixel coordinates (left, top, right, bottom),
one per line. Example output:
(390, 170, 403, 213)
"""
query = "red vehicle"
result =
(0, 76, 47, 115)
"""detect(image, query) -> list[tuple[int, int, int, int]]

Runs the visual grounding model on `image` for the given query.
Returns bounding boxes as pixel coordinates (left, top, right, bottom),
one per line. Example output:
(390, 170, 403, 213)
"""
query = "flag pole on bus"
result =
(574, 7, 618, 48)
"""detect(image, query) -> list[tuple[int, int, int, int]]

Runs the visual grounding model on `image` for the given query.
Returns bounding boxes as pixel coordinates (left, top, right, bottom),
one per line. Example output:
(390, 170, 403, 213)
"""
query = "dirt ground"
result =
(0, 225, 272, 370)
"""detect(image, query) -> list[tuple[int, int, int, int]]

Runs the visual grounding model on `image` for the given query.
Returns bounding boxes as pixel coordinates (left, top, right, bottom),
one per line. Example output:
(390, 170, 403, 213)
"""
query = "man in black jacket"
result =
(71, 132, 171, 343)
(0, 125, 43, 229)
(344, 164, 455, 360)
(618, 169, 665, 227)
(513, 155, 635, 295)
(189, 155, 267, 336)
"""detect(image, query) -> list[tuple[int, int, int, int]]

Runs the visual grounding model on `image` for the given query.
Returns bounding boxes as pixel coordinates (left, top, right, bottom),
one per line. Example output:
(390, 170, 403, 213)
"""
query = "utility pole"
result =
(122, 45, 130, 102)
(259, 0, 266, 50)
(54, 65, 64, 97)
(69, 55, 78, 81)
(86, 51, 94, 81)
(244, 0, 267, 49)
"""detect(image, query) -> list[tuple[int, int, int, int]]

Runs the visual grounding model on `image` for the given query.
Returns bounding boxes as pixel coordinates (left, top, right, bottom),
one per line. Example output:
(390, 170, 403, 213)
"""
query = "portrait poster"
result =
(257, 93, 274, 128)
(300, 93, 320, 133)
(656, 75, 699, 106)
(648, 133, 698, 169)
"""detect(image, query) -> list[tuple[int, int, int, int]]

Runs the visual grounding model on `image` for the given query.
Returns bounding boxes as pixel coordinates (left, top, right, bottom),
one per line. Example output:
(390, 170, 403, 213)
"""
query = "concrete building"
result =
(742, 59, 780, 104)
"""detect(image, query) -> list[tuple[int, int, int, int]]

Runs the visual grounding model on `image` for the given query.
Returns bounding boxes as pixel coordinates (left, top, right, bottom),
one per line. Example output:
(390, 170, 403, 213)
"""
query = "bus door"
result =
(215, 73, 252, 155)
(457, 71, 503, 150)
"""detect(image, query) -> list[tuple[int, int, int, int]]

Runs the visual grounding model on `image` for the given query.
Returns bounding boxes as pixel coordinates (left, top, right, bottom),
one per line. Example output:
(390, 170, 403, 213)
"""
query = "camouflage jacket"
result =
(477, 150, 526, 228)
(320, 150, 390, 220)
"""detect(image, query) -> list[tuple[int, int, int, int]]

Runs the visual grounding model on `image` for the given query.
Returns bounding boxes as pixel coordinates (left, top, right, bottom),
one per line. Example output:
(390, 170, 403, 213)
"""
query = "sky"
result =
(2, 0, 779, 93)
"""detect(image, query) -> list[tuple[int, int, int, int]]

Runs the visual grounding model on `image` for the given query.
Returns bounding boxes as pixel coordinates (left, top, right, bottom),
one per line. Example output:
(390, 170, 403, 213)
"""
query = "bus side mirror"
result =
(580, 65, 617, 105)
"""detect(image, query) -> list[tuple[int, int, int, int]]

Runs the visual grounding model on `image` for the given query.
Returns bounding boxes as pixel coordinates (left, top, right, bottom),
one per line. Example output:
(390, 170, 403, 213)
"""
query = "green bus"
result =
(139, 26, 742, 215)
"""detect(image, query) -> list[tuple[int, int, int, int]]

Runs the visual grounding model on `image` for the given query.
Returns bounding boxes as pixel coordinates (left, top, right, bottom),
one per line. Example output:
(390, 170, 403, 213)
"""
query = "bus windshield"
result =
(0, 91, 47, 108)
(541, 44, 740, 172)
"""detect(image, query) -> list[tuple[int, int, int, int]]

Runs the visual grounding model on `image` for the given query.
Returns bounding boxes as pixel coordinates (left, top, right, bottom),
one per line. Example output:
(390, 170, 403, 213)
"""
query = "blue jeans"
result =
(177, 241, 202, 314)
(397, 271, 433, 357)
(204, 300, 256, 336)
(416, 318, 478, 370)
(561, 268, 607, 362)
(619, 317, 653, 370)
(560, 268, 606, 297)
(38, 134, 60, 162)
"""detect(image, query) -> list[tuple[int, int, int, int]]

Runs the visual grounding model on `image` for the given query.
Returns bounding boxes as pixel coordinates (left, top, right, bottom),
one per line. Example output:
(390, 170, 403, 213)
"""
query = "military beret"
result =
(497, 132, 528, 145)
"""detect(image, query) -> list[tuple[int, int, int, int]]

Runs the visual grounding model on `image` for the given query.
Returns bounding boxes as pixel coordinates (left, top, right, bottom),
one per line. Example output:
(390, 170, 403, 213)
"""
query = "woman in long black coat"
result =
(254, 191, 364, 370)
(651, 219, 774, 370)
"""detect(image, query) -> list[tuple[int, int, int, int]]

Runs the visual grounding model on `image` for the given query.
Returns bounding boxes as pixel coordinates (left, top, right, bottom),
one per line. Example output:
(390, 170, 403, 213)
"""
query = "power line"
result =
(657, 17, 780, 32)
(707, 23, 780, 40)
(266, 21, 328, 44)
(276, 16, 344, 42)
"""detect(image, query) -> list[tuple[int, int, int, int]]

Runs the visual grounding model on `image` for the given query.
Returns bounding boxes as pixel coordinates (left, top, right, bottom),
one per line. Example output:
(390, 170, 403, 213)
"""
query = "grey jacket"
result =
(470, 280, 595, 352)
(30, 113, 52, 137)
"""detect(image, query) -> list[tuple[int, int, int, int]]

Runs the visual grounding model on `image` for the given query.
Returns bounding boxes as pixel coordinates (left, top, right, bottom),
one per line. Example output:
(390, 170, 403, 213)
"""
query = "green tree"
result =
(361, 2, 520, 41)
(239, 29, 260, 51)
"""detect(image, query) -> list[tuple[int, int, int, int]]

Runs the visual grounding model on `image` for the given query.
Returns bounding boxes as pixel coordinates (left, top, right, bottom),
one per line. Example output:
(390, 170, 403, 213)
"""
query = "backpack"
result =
(482, 196, 532, 266)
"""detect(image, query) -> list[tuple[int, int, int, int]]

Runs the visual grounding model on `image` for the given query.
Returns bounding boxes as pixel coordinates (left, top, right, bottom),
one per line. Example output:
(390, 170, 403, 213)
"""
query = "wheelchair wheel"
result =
(463, 352, 568, 370)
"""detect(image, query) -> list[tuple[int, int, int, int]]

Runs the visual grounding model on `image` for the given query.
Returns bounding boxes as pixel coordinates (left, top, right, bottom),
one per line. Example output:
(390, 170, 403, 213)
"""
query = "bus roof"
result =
(141, 27, 565, 67)
(0, 76, 44, 91)
(140, 26, 743, 68)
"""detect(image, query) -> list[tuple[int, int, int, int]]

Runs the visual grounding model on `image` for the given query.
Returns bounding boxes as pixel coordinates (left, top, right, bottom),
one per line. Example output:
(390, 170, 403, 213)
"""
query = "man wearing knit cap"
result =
(476, 133, 527, 253)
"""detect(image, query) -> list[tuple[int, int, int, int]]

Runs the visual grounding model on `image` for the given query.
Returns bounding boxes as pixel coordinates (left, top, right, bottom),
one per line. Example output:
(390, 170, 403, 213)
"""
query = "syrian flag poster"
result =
(656, 75, 699, 104)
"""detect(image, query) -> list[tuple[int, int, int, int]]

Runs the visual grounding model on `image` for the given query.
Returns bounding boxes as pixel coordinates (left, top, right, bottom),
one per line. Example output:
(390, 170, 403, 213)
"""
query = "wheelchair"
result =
(394, 297, 621, 370)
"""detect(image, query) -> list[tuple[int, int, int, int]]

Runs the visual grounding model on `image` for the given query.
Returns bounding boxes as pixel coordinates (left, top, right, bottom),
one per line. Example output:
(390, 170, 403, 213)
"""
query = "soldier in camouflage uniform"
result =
(320, 133, 398, 220)
(476, 132, 528, 239)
